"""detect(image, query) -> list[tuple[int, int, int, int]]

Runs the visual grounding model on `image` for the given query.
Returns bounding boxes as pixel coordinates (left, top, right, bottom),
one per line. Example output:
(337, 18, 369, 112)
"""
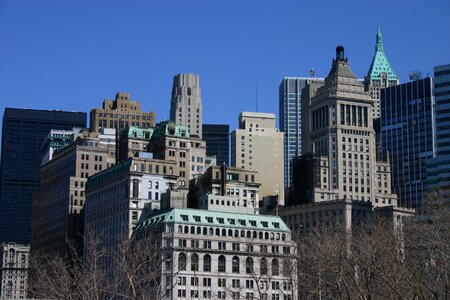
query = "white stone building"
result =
(0, 243, 29, 299)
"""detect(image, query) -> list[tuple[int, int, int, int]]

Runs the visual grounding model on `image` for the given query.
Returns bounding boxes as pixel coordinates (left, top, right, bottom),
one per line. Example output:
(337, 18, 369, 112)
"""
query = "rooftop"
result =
(366, 26, 398, 81)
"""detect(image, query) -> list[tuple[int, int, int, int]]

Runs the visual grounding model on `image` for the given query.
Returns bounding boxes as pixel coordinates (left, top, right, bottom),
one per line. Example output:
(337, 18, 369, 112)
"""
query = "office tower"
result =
(41, 128, 82, 164)
(231, 112, 285, 204)
(298, 46, 397, 207)
(84, 157, 179, 261)
(149, 121, 206, 188)
(31, 129, 116, 256)
(90, 92, 156, 133)
(119, 126, 155, 161)
(381, 78, 435, 210)
(202, 124, 229, 166)
(189, 165, 260, 214)
(364, 26, 399, 119)
(0, 243, 29, 299)
(0, 109, 86, 244)
(279, 77, 324, 190)
(170, 74, 203, 137)
(427, 64, 450, 193)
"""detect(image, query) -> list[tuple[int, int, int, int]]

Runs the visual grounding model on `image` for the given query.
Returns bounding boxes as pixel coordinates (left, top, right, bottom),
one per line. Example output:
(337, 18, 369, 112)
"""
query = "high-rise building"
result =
(170, 74, 203, 137)
(31, 129, 116, 256)
(427, 64, 450, 194)
(0, 108, 86, 244)
(293, 46, 398, 208)
(90, 92, 156, 133)
(381, 77, 435, 210)
(279, 77, 324, 191)
(364, 26, 399, 119)
(231, 112, 284, 204)
(0, 242, 29, 299)
(202, 124, 229, 166)
(41, 128, 82, 164)
(149, 121, 206, 188)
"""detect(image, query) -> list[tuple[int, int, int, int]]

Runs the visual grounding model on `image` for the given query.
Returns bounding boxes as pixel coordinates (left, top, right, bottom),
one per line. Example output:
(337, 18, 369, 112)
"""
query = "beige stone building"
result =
(149, 121, 206, 188)
(31, 129, 116, 256)
(231, 112, 285, 205)
(0, 243, 29, 299)
(90, 92, 156, 133)
(170, 74, 203, 137)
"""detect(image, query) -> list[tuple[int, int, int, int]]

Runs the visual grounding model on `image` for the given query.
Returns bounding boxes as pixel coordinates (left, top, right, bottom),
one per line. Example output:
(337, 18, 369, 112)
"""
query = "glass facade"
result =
(279, 77, 323, 190)
(202, 124, 229, 166)
(381, 78, 435, 210)
(0, 109, 86, 244)
(427, 64, 450, 193)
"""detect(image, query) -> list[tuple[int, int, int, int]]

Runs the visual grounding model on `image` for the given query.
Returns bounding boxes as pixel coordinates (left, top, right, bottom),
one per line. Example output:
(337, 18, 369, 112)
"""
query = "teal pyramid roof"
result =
(367, 26, 398, 81)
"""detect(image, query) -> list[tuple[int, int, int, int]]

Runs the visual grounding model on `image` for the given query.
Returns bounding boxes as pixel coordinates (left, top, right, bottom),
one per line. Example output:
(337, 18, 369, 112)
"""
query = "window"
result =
(232, 256, 240, 273)
(272, 259, 279, 276)
(191, 253, 199, 271)
(218, 255, 226, 272)
(246, 257, 254, 274)
(203, 254, 211, 272)
(260, 258, 268, 275)
(178, 253, 186, 270)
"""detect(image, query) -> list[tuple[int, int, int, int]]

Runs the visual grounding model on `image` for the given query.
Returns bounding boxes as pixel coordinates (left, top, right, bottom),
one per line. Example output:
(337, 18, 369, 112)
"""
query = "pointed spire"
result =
(376, 25, 383, 51)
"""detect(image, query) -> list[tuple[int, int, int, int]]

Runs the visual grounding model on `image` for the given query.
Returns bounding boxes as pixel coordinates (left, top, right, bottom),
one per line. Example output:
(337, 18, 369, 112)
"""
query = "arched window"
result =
(282, 234, 286, 241)
(178, 225, 183, 233)
(272, 259, 279, 276)
(234, 230, 239, 237)
(209, 228, 214, 235)
(246, 231, 251, 238)
(227, 201, 230, 206)
(203, 227, 207, 235)
(232, 256, 240, 273)
(165, 253, 172, 269)
(265, 232, 269, 239)
(259, 232, 263, 239)
(222, 229, 226, 236)
(260, 258, 268, 275)
(196, 227, 201, 234)
(178, 253, 186, 270)
(240, 230, 245, 237)
(252, 231, 257, 238)
(228, 229, 233, 237)
(191, 253, 199, 271)
(184, 226, 189, 234)
(215, 228, 220, 236)
(203, 254, 211, 272)
(246, 257, 253, 274)
(218, 255, 226, 272)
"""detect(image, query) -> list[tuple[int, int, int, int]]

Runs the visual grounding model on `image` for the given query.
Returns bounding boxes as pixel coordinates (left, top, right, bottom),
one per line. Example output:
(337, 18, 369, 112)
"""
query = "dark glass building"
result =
(202, 124, 229, 166)
(381, 78, 435, 210)
(0, 108, 86, 244)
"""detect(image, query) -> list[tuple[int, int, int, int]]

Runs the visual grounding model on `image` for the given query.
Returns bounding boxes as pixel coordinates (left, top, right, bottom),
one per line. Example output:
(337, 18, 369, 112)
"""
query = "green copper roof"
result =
(126, 126, 154, 139)
(367, 26, 398, 81)
(133, 208, 291, 233)
(151, 121, 190, 139)
(87, 159, 132, 190)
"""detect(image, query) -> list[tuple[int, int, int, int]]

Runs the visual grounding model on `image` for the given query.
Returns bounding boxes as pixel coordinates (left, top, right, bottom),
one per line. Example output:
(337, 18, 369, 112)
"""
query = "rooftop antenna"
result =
(409, 70, 422, 81)
(256, 81, 258, 112)
(310, 68, 315, 77)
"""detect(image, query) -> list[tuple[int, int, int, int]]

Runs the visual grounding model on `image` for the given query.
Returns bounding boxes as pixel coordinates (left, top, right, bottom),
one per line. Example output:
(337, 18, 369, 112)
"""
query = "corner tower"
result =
(364, 26, 399, 119)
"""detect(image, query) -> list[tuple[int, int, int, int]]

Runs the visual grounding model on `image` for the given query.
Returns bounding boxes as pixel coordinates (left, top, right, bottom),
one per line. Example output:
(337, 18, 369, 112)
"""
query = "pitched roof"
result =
(367, 26, 398, 81)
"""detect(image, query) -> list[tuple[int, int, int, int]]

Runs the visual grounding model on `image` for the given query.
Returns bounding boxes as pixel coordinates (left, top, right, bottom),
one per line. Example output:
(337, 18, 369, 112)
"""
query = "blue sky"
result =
(1, 0, 449, 130)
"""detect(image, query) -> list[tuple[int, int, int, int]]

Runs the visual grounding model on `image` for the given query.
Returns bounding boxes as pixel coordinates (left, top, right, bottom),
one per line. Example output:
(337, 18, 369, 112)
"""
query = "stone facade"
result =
(170, 74, 203, 138)
(0, 243, 29, 299)
(231, 112, 285, 205)
(90, 92, 155, 133)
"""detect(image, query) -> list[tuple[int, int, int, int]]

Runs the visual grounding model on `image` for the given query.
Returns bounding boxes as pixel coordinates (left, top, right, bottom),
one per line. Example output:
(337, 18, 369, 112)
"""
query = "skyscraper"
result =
(170, 74, 203, 137)
(427, 64, 450, 194)
(279, 77, 324, 191)
(90, 92, 156, 133)
(364, 26, 399, 119)
(231, 112, 284, 204)
(0, 109, 86, 244)
(202, 124, 229, 166)
(381, 78, 435, 210)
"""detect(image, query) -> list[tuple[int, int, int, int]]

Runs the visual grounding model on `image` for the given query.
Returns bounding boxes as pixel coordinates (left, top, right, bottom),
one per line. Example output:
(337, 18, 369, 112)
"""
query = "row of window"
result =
(176, 225, 286, 241)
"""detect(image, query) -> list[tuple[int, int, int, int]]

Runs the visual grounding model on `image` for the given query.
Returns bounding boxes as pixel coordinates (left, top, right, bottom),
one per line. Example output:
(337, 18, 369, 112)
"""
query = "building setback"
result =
(0, 108, 86, 244)
(170, 74, 203, 138)
(279, 77, 324, 191)
(381, 77, 435, 210)
(31, 129, 116, 256)
(427, 64, 450, 194)
(202, 124, 229, 166)
(231, 112, 285, 205)
(0, 242, 29, 299)
(90, 92, 156, 133)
